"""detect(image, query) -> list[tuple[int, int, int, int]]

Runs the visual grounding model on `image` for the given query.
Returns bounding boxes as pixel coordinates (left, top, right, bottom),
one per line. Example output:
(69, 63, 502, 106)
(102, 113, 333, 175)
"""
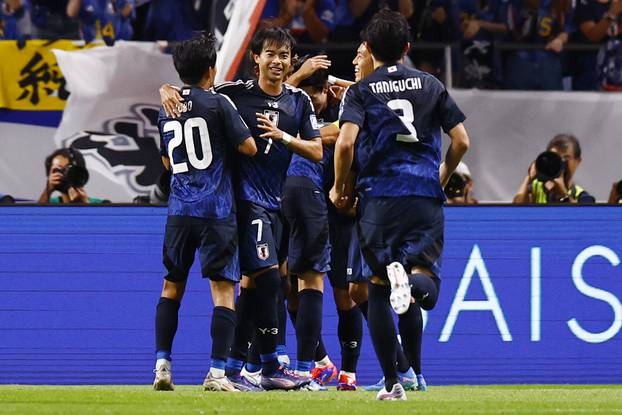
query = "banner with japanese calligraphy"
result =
(0, 40, 95, 111)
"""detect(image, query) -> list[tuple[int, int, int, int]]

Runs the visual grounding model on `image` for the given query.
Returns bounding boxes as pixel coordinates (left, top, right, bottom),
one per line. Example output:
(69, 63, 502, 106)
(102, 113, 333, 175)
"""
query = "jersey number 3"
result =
(388, 99, 418, 143)
(163, 117, 213, 174)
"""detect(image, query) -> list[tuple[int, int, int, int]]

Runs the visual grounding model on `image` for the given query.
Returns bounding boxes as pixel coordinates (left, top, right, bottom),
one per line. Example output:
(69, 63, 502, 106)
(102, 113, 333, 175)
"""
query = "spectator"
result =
(409, 0, 454, 76)
(457, 0, 509, 88)
(141, 0, 202, 42)
(1, 0, 30, 39)
(261, 0, 337, 44)
(573, 0, 622, 91)
(38, 148, 107, 204)
(444, 162, 479, 204)
(66, 0, 134, 45)
(608, 180, 622, 203)
(504, 0, 573, 90)
(513, 134, 596, 204)
(29, 0, 79, 39)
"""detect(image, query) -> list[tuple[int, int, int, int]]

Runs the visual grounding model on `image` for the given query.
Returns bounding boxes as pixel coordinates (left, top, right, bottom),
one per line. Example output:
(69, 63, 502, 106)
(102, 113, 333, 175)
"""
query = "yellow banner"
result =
(0, 40, 99, 111)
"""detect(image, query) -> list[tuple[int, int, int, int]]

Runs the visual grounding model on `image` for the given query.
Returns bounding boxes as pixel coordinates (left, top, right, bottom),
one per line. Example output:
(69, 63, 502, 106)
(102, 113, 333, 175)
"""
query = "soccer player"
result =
(152, 32, 257, 392)
(331, 10, 470, 400)
(160, 27, 322, 391)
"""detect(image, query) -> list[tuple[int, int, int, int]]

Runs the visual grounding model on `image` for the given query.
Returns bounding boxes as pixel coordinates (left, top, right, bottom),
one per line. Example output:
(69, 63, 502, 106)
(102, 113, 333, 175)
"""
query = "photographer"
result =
(608, 180, 622, 204)
(513, 134, 596, 204)
(444, 162, 478, 204)
(38, 148, 104, 204)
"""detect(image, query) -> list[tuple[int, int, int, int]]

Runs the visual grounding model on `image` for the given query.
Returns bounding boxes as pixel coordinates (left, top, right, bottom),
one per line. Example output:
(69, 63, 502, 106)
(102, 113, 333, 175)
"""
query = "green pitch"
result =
(1, 385, 621, 415)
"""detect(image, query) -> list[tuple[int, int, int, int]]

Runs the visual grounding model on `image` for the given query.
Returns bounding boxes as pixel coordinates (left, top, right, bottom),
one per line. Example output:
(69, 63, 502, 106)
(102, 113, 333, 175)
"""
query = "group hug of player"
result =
(153, 8, 469, 401)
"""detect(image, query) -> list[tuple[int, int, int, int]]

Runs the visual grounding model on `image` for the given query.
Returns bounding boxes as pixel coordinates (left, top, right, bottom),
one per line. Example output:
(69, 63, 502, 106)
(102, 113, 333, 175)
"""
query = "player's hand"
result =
(329, 85, 345, 103)
(330, 185, 350, 210)
(159, 84, 183, 118)
(545, 37, 564, 53)
(463, 20, 481, 40)
(298, 55, 332, 79)
(256, 113, 284, 141)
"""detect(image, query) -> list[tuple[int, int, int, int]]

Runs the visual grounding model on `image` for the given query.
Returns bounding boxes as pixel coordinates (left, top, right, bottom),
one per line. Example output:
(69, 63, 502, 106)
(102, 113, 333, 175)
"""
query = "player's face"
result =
(352, 42, 373, 82)
(254, 42, 292, 84)
(301, 85, 328, 115)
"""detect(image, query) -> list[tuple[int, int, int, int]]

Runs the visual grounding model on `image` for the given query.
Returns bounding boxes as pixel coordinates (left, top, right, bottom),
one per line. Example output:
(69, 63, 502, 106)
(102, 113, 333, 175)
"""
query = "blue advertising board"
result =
(1, 206, 620, 385)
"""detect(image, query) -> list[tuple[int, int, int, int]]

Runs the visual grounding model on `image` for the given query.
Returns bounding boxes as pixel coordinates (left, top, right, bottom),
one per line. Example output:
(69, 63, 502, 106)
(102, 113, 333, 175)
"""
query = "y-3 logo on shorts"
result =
(258, 327, 278, 335)
(342, 341, 358, 349)
(257, 243, 270, 260)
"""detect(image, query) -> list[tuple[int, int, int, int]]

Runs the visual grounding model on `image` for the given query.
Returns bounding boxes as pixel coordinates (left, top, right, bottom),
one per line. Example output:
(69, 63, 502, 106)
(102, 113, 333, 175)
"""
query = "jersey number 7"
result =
(388, 99, 419, 143)
(163, 117, 213, 174)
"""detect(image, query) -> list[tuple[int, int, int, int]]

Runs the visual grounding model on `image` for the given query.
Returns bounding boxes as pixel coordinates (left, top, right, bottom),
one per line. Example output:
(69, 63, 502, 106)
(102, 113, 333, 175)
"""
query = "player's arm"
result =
(161, 156, 171, 171)
(439, 123, 470, 188)
(320, 121, 340, 146)
(330, 122, 359, 209)
(286, 55, 331, 87)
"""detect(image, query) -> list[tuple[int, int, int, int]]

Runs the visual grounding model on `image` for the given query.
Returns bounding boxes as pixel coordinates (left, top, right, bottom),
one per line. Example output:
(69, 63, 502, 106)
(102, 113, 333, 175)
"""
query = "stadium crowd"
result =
(1, 0, 622, 90)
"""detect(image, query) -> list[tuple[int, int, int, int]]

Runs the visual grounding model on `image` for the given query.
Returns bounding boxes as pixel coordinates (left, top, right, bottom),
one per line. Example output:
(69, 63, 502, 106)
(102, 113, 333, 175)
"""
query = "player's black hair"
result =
(361, 9, 412, 63)
(250, 27, 296, 56)
(547, 134, 581, 159)
(172, 31, 217, 85)
(295, 55, 329, 92)
(44, 148, 85, 175)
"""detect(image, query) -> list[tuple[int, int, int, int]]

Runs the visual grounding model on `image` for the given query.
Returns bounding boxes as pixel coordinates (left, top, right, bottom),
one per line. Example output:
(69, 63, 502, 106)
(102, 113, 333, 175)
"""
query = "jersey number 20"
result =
(163, 117, 213, 173)
(388, 99, 418, 143)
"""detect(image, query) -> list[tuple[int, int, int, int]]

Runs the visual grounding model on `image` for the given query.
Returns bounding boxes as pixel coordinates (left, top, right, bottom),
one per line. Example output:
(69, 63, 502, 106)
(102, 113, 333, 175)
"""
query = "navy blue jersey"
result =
(215, 80, 321, 210)
(158, 86, 251, 219)
(339, 64, 466, 200)
(287, 102, 339, 190)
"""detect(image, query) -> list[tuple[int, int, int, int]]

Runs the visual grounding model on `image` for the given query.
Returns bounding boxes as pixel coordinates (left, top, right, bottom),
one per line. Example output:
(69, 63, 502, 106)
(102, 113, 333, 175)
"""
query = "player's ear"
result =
(364, 41, 371, 55)
(252, 52, 260, 65)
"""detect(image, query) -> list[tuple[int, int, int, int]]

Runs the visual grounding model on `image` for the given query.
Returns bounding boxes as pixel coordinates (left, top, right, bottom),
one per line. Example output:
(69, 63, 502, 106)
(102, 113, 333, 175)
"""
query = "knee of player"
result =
(333, 287, 356, 310)
(348, 282, 368, 305)
(161, 279, 186, 301)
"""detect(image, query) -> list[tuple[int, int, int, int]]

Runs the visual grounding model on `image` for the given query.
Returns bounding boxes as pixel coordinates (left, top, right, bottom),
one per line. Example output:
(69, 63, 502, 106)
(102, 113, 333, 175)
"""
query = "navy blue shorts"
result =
(357, 196, 444, 280)
(163, 214, 240, 283)
(237, 199, 284, 274)
(281, 176, 331, 275)
(327, 211, 364, 288)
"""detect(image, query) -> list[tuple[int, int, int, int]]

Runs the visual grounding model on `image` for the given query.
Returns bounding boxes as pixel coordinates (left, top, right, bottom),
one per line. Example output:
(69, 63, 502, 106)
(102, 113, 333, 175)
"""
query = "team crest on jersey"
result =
(58, 103, 164, 196)
(263, 109, 279, 127)
(256, 243, 270, 260)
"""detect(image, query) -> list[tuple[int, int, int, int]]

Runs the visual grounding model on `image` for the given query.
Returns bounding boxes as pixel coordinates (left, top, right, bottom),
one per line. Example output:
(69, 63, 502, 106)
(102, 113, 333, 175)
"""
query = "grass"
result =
(0, 385, 621, 415)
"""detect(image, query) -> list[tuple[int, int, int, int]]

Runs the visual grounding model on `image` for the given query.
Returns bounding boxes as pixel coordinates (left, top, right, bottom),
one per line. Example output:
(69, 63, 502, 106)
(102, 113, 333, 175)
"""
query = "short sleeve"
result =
(157, 107, 171, 157)
(436, 87, 466, 133)
(298, 92, 321, 140)
(219, 94, 252, 147)
(339, 84, 365, 128)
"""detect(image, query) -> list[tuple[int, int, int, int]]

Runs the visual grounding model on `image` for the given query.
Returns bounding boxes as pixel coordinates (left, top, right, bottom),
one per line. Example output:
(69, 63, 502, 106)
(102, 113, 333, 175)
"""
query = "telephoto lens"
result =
(535, 151, 564, 182)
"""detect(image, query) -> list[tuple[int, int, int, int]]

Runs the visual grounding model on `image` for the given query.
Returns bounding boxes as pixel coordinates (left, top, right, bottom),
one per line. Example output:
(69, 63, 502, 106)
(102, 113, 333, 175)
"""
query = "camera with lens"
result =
(54, 149, 89, 193)
(534, 151, 567, 182)
(444, 172, 467, 199)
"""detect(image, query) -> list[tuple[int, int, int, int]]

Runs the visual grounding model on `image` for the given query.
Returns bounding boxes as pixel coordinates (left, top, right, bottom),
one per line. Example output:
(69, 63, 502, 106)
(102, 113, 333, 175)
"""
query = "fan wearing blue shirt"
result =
(66, 0, 134, 45)
(330, 10, 470, 401)
(152, 32, 257, 393)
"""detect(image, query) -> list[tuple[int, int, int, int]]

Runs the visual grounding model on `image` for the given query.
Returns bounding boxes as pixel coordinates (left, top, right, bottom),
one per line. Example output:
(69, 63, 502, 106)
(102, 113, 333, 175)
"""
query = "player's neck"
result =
(372, 58, 402, 70)
(196, 80, 214, 90)
(258, 76, 283, 96)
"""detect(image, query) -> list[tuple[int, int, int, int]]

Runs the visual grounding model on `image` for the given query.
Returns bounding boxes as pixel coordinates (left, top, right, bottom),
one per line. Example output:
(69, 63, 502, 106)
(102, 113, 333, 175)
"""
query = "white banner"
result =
(52, 41, 179, 202)
(450, 89, 622, 202)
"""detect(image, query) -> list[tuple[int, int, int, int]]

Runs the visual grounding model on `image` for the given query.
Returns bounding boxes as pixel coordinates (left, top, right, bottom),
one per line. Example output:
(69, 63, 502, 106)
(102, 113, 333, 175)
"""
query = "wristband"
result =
(328, 75, 338, 85)
(282, 132, 294, 145)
